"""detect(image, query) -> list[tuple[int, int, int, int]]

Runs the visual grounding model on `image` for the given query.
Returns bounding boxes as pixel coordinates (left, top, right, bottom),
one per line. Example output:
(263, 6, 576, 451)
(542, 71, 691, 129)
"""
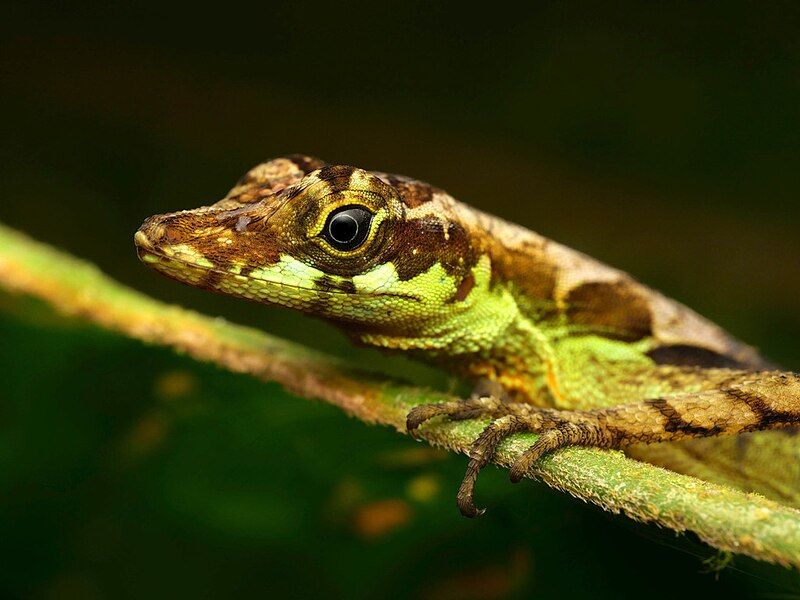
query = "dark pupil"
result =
(330, 213, 358, 243)
(324, 206, 372, 250)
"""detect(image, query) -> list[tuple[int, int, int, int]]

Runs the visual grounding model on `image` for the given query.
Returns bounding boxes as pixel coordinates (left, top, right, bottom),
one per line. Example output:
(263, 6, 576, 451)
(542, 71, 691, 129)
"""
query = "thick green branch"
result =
(1, 222, 799, 567)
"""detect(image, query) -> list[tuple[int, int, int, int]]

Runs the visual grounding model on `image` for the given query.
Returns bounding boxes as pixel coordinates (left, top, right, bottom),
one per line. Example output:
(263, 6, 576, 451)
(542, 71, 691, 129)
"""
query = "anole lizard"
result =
(134, 155, 800, 517)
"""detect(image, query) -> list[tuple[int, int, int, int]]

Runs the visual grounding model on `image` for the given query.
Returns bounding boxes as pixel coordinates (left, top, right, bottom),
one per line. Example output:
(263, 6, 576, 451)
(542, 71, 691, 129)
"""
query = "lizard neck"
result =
(350, 274, 553, 403)
(352, 272, 520, 357)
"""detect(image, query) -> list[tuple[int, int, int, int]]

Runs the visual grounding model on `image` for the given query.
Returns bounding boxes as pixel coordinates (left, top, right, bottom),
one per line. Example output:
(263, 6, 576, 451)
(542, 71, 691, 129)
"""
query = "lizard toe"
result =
(405, 396, 504, 432)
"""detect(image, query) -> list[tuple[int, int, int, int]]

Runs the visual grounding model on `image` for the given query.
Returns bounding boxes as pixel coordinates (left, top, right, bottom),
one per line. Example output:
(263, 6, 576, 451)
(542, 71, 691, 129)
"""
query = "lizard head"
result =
(135, 156, 513, 351)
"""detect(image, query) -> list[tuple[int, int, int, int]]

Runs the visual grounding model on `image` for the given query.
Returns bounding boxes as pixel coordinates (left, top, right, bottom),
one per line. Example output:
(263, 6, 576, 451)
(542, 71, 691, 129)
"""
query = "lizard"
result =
(134, 155, 800, 517)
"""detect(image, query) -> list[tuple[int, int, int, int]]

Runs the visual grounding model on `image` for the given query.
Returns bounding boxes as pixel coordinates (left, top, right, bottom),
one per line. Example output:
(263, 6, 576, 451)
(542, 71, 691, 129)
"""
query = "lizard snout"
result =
(134, 216, 165, 250)
(134, 213, 201, 253)
(133, 215, 168, 260)
(133, 213, 196, 265)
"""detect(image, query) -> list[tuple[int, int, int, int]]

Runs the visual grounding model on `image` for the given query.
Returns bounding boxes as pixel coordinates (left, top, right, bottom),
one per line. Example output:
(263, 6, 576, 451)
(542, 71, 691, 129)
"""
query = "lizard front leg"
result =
(408, 372, 800, 517)
(408, 398, 599, 516)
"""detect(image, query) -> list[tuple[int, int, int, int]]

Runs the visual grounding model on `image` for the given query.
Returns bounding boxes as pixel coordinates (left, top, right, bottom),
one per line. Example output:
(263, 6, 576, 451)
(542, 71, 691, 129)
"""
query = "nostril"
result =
(163, 225, 181, 244)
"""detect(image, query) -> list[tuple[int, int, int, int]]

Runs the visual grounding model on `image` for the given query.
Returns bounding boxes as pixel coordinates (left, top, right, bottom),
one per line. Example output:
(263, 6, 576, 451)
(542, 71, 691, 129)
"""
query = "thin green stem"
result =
(1, 222, 799, 567)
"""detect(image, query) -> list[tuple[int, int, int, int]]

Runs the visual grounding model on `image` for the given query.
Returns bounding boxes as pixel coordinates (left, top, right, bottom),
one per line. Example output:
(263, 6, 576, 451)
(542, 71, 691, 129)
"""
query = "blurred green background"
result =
(2, 2, 800, 598)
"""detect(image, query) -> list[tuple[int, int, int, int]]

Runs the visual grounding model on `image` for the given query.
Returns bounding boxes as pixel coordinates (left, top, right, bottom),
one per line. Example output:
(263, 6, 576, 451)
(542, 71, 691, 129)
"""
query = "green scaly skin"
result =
(135, 155, 800, 516)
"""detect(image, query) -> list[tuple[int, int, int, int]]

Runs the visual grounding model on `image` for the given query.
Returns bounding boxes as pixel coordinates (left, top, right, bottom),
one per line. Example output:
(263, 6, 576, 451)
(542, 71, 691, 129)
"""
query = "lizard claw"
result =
(456, 458, 486, 517)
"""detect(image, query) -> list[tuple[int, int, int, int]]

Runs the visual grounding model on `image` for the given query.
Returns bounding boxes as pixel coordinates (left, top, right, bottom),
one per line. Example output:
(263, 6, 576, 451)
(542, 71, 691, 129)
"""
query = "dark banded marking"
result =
(383, 174, 435, 208)
(564, 280, 653, 342)
(317, 164, 358, 182)
(724, 388, 800, 430)
(647, 345, 747, 369)
(235, 263, 258, 278)
(601, 423, 630, 445)
(203, 268, 226, 289)
(646, 398, 722, 437)
(301, 165, 368, 198)
(391, 217, 478, 282)
(315, 275, 356, 294)
(447, 273, 476, 303)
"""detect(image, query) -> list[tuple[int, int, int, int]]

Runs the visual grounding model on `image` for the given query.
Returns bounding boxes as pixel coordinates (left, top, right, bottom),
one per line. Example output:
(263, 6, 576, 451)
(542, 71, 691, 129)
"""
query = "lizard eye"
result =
(322, 205, 373, 251)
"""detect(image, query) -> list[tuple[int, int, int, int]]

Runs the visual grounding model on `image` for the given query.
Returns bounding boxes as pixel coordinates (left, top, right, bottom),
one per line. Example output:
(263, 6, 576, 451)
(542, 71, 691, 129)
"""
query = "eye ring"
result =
(321, 205, 373, 251)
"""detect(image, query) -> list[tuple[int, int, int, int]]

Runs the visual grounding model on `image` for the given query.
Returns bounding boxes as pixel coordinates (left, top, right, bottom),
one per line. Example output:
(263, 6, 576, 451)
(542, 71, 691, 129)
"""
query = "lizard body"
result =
(135, 155, 800, 516)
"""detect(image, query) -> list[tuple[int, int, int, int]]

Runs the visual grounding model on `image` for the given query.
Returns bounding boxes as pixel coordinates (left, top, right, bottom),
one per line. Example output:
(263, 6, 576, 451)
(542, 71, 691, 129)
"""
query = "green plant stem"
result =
(1, 222, 799, 567)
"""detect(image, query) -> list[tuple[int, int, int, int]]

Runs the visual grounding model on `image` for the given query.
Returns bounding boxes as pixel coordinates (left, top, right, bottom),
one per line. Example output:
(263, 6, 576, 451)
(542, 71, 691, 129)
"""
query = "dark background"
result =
(2, 2, 800, 598)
